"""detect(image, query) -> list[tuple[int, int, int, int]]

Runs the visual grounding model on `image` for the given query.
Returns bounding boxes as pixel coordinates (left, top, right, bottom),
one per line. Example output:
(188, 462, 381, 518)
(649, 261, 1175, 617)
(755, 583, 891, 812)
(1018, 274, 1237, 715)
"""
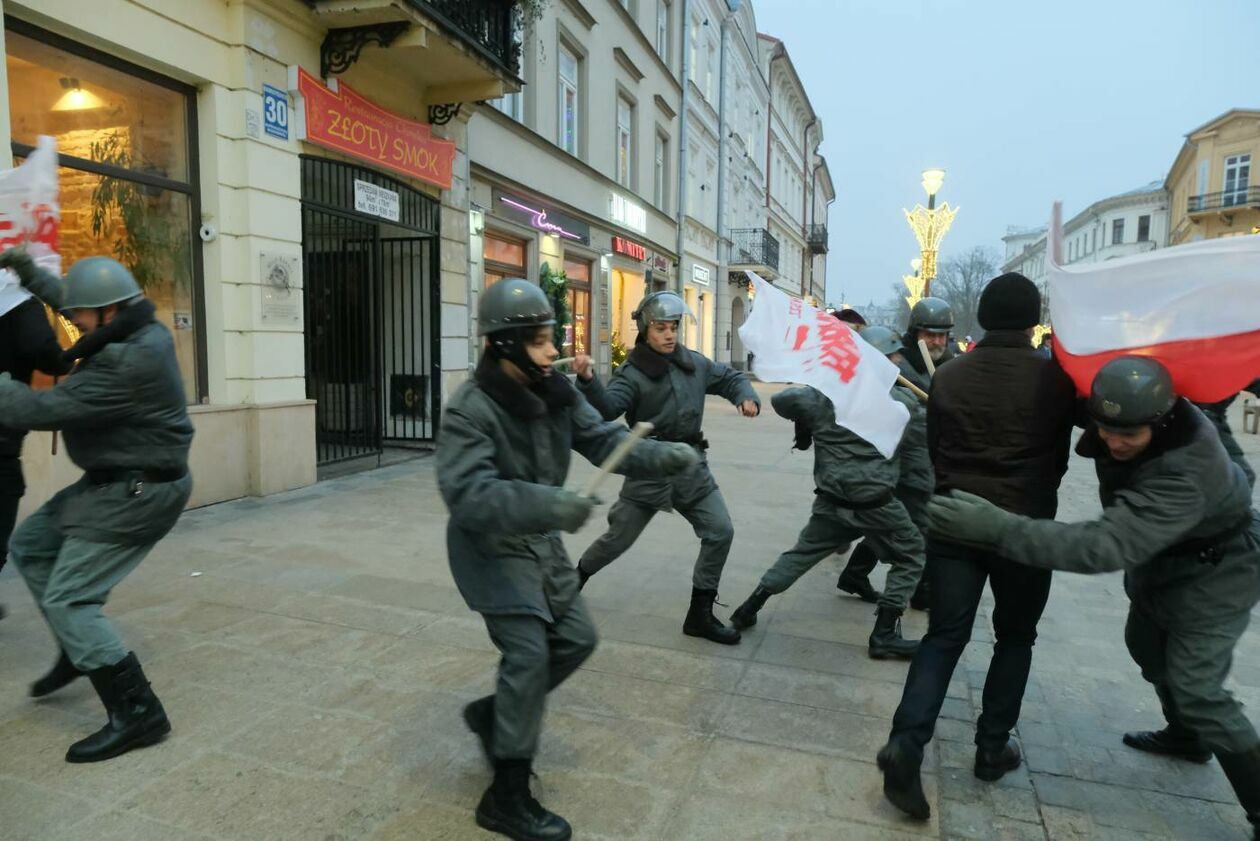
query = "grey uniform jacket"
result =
(996, 402, 1258, 597)
(894, 388, 933, 494)
(772, 385, 906, 506)
(578, 345, 758, 510)
(0, 276, 192, 546)
(437, 358, 671, 621)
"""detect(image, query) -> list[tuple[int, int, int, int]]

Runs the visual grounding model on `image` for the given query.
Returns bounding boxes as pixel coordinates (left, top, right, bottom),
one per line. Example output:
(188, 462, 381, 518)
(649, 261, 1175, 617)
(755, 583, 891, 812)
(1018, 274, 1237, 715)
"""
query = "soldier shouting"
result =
(572, 291, 759, 645)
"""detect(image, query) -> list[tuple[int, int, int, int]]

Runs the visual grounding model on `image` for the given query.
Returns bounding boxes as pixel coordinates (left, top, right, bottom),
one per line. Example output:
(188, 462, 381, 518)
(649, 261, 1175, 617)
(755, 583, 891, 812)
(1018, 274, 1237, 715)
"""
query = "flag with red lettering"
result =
(0, 135, 60, 317)
(738, 272, 909, 458)
(1047, 202, 1260, 402)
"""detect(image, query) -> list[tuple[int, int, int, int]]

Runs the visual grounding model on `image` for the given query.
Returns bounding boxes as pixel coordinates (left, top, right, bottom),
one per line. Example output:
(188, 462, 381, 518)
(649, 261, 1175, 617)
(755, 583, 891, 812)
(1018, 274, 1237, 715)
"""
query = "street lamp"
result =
(903, 168, 959, 297)
(903, 258, 926, 311)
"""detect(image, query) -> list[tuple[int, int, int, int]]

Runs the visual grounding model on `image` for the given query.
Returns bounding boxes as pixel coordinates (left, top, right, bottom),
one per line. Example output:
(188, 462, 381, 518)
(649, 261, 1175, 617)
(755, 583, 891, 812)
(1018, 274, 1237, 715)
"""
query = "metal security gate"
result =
(301, 156, 440, 466)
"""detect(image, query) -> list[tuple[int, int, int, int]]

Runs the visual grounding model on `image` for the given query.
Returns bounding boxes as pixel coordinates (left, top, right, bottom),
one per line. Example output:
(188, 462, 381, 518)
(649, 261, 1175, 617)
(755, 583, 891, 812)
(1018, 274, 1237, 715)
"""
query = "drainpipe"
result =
(715, 11, 732, 299)
(674, 0, 692, 295)
(800, 116, 817, 298)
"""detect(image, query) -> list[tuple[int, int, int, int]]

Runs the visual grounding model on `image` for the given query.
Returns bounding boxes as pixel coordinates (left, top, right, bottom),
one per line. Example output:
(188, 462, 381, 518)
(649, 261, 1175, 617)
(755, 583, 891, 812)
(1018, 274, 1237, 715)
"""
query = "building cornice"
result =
(558, 0, 597, 30)
(605, 0, 683, 95)
(613, 47, 645, 83)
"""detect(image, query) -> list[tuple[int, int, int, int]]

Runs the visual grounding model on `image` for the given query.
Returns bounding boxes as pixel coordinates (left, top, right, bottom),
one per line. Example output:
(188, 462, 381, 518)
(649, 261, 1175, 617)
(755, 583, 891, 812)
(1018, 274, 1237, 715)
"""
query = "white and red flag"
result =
(737, 271, 909, 458)
(1047, 202, 1260, 402)
(0, 135, 60, 317)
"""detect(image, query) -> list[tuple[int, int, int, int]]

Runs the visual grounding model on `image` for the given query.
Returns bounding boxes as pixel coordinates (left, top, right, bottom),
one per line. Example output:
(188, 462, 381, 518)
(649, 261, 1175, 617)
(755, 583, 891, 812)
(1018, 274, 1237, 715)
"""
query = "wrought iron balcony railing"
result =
(729, 228, 780, 272)
(412, 0, 521, 77)
(806, 223, 828, 255)
(1187, 187, 1260, 214)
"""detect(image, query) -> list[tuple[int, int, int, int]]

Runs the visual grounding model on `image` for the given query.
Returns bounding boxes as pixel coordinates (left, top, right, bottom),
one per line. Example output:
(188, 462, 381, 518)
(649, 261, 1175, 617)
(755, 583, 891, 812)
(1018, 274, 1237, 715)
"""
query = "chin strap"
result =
(487, 326, 549, 383)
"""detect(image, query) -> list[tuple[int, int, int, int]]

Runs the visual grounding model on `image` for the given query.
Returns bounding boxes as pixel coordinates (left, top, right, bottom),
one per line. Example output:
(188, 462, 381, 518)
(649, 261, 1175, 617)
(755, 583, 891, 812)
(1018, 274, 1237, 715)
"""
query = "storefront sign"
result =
(288, 66, 456, 190)
(354, 179, 400, 222)
(692, 264, 711, 285)
(612, 236, 646, 261)
(653, 255, 670, 274)
(610, 193, 647, 233)
(493, 190, 590, 244)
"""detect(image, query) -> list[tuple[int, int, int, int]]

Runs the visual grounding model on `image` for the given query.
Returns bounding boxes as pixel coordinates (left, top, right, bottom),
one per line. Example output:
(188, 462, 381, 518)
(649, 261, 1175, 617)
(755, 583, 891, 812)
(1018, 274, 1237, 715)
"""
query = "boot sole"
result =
(974, 757, 1022, 782)
(66, 719, 171, 764)
(683, 626, 742, 645)
(869, 647, 918, 661)
(836, 580, 881, 603)
(475, 807, 573, 841)
(1121, 734, 1212, 764)
(876, 748, 931, 821)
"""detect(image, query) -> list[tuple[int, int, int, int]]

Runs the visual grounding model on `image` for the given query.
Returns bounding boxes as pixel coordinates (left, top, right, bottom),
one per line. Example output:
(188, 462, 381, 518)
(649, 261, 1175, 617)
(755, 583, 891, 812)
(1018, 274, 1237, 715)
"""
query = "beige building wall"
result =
(1167, 110, 1260, 245)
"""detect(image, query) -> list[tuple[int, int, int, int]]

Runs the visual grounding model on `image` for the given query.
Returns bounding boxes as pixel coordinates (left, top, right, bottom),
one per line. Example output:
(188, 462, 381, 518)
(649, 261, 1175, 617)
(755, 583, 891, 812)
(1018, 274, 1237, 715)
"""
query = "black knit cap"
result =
(836, 308, 866, 327)
(978, 272, 1041, 331)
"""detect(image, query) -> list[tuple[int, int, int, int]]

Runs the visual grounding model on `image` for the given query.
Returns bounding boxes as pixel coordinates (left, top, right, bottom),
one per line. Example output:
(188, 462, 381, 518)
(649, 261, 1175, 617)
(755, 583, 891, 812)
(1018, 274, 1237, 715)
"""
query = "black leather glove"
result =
(926, 491, 1016, 549)
(549, 489, 597, 533)
(647, 441, 700, 476)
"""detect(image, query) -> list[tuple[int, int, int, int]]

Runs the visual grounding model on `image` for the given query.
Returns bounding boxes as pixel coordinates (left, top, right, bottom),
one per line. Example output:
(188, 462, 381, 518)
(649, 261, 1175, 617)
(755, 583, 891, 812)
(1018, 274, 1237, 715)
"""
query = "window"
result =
(491, 91, 522, 121)
(656, 1, 670, 61)
(1224, 154, 1251, 206)
(1112, 218, 1125, 245)
(1137, 214, 1151, 242)
(616, 96, 633, 188)
(558, 45, 580, 155)
(689, 17, 699, 82)
(562, 257, 592, 357)
(654, 131, 669, 211)
(705, 41, 716, 102)
(7, 23, 204, 401)
(483, 233, 527, 288)
(1092, 227, 1098, 252)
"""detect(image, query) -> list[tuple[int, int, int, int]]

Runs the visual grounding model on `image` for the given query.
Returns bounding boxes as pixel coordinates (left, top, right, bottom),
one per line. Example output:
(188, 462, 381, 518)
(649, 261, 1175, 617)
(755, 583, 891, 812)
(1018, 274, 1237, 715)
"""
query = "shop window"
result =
(6, 22, 204, 401)
(484, 232, 527, 288)
(563, 256, 591, 357)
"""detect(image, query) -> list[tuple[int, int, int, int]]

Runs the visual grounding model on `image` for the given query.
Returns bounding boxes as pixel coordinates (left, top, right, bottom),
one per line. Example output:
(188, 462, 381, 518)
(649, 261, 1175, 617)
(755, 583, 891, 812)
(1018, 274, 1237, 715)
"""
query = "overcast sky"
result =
(753, 0, 1260, 311)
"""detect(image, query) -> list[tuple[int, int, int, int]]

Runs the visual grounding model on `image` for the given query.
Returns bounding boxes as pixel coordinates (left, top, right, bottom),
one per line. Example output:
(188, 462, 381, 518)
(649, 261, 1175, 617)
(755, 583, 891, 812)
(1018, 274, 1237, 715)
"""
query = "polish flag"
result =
(738, 272, 909, 458)
(1047, 202, 1260, 402)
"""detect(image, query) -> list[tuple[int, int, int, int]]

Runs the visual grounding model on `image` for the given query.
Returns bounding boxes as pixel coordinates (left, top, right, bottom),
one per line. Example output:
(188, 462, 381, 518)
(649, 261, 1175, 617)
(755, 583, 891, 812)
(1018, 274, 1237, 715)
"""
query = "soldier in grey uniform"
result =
(927, 357, 1260, 837)
(437, 279, 698, 841)
(898, 296, 958, 393)
(835, 326, 932, 605)
(728, 326, 926, 660)
(1197, 394, 1256, 488)
(0, 250, 192, 763)
(571, 291, 760, 645)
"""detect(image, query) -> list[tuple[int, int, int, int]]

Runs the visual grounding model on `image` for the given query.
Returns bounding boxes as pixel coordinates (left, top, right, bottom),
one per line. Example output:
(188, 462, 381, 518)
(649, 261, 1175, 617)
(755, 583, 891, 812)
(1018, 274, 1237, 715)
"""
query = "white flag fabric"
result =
(737, 272, 909, 458)
(0, 135, 61, 317)
(1046, 201, 1260, 402)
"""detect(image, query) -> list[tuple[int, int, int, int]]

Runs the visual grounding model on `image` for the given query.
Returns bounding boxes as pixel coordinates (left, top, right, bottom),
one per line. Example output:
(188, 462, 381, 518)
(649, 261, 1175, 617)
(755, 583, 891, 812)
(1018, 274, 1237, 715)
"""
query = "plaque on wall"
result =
(260, 252, 301, 325)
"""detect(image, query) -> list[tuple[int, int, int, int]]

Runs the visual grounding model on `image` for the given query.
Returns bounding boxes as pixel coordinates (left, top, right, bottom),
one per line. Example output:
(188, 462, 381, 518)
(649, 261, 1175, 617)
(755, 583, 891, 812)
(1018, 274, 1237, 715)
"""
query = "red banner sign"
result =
(290, 66, 456, 190)
(612, 236, 646, 261)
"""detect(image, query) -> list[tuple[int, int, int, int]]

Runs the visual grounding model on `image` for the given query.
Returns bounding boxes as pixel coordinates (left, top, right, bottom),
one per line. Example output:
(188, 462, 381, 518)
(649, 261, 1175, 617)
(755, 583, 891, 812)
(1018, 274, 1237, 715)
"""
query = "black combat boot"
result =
(909, 580, 931, 611)
(975, 738, 1023, 782)
(683, 588, 741, 644)
(877, 739, 930, 821)
(868, 607, 919, 660)
(1122, 725, 1212, 763)
(1215, 746, 1260, 840)
(463, 696, 495, 764)
(729, 586, 772, 631)
(30, 649, 83, 698)
(836, 570, 881, 603)
(475, 758, 572, 841)
(65, 652, 170, 763)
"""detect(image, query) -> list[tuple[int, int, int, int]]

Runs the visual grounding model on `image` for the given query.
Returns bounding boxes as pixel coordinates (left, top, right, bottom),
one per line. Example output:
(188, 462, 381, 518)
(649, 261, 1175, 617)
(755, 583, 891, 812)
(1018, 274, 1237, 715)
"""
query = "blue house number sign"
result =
(262, 84, 289, 140)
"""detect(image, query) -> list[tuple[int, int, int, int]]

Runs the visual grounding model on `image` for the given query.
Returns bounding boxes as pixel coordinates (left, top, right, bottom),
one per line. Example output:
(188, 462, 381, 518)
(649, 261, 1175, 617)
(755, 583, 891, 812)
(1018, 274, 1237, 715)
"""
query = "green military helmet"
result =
(908, 297, 954, 334)
(632, 291, 695, 333)
(61, 257, 142, 311)
(858, 325, 906, 357)
(1089, 356, 1178, 429)
(477, 278, 556, 335)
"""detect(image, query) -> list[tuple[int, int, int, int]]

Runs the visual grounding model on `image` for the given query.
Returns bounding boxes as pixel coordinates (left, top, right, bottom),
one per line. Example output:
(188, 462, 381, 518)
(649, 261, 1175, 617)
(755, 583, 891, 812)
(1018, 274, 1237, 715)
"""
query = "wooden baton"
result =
(582, 421, 654, 499)
(897, 375, 929, 403)
(917, 338, 937, 377)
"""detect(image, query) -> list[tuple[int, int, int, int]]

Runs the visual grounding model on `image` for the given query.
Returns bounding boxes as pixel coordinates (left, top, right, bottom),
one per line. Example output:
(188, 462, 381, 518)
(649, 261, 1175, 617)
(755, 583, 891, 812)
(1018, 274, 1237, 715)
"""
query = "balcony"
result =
(729, 228, 780, 276)
(1187, 187, 1260, 216)
(416, 0, 520, 77)
(806, 223, 828, 255)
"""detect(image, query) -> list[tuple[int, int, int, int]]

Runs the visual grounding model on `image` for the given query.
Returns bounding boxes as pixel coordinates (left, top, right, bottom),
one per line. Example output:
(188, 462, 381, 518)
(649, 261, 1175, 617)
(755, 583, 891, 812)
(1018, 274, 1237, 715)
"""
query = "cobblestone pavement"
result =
(2, 386, 1258, 840)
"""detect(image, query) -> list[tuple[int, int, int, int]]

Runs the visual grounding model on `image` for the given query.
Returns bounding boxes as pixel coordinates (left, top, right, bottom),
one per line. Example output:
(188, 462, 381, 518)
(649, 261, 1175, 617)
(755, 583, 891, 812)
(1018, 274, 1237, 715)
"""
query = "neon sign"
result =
(499, 197, 584, 240)
(612, 236, 647, 261)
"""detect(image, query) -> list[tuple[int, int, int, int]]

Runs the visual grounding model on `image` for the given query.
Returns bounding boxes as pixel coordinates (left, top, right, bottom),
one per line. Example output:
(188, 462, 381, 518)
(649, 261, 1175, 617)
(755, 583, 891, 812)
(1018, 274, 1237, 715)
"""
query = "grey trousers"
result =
(842, 485, 931, 579)
(9, 495, 154, 671)
(481, 596, 599, 760)
(1126, 567, 1260, 754)
(579, 489, 735, 590)
(760, 497, 925, 612)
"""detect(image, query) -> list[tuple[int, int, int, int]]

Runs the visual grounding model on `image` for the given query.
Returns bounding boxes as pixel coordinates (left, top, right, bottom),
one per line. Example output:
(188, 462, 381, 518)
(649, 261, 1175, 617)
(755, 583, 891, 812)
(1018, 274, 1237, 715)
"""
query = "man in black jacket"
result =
(0, 273, 70, 619)
(877, 272, 1078, 820)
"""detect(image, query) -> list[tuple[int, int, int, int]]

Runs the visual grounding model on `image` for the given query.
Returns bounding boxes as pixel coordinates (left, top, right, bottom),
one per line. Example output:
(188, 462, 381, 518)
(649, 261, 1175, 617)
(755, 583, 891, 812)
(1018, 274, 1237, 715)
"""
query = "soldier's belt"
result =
(85, 468, 187, 486)
(1162, 512, 1254, 565)
(650, 433, 709, 450)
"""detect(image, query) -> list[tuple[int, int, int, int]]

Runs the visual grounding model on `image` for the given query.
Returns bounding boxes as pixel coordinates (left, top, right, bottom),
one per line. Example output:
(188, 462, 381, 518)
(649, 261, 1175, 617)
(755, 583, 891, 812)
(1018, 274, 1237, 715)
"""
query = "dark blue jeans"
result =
(889, 538, 1053, 758)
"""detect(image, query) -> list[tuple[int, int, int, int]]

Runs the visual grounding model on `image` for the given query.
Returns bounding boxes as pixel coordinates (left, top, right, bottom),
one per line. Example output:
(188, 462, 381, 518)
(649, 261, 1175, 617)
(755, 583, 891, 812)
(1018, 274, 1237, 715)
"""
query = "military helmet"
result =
(1088, 356, 1178, 429)
(61, 257, 142, 310)
(632, 291, 694, 332)
(858, 325, 906, 357)
(477, 278, 555, 336)
(908, 297, 954, 334)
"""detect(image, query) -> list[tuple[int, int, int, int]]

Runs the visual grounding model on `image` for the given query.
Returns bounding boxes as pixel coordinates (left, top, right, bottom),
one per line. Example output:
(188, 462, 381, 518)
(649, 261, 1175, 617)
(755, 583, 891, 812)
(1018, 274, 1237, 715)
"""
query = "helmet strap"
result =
(488, 326, 549, 384)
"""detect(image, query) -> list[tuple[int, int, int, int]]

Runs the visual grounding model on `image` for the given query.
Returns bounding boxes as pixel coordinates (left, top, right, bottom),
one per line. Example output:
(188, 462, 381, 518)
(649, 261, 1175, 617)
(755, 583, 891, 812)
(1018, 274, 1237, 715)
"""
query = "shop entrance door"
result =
(300, 157, 440, 467)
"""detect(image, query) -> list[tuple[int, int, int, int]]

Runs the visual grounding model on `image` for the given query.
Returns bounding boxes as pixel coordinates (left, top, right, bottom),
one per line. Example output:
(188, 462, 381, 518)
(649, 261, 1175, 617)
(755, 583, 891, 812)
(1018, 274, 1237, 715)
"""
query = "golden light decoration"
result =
(903, 258, 926, 311)
(1032, 324, 1051, 348)
(903, 168, 959, 296)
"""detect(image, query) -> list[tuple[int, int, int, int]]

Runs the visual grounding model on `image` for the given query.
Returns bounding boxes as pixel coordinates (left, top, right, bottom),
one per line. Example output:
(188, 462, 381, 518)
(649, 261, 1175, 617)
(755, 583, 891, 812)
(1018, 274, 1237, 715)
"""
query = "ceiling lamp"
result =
(52, 77, 105, 112)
